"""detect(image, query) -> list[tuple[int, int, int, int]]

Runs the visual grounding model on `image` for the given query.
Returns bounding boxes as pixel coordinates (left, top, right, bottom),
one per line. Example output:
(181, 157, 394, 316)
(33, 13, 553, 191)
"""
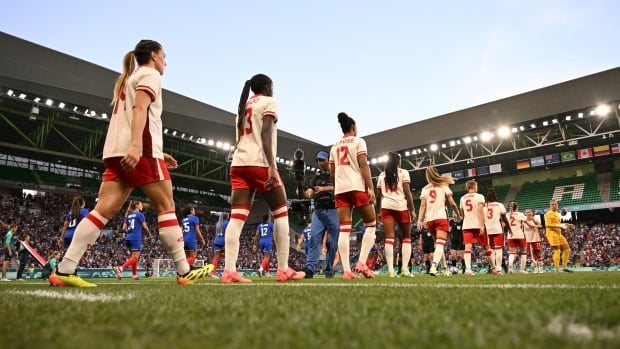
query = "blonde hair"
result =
(111, 51, 136, 106)
(425, 166, 455, 186)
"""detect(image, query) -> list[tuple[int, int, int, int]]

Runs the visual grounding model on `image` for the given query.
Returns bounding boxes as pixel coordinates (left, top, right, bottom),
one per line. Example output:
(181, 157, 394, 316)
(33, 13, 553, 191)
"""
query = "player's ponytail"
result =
(70, 196, 84, 220)
(112, 51, 136, 106)
(425, 166, 455, 186)
(385, 152, 400, 192)
(236, 79, 251, 140)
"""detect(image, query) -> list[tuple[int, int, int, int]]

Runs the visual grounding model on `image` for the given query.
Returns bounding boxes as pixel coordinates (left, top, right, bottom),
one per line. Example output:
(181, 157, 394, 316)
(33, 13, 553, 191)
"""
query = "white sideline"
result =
(6, 289, 134, 302)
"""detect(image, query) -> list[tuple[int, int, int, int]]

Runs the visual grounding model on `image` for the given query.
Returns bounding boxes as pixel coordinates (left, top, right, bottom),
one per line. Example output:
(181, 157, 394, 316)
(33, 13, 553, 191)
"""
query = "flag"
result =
(477, 165, 490, 176)
(561, 151, 576, 162)
(516, 159, 530, 170)
(593, 144, 610, 157)
(576, 148, 593, 159)
(612, 143, 620, 154)
(19, 240, 47, 267)
(545, 153, 560, 165)
(489, 163, 502, 174)
(466, 168, 477, 177)
(530, 156, 545, 167)
(452, 170, 465, 179)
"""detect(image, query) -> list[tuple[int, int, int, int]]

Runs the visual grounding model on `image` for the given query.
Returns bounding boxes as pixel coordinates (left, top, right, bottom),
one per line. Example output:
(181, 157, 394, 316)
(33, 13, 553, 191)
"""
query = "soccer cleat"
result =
(400, 271, 414, 278)
(210, 273, 219, 279)
(276, 267, 305, 282)
(443, 270, 451, 277)
(176, 264, 215, 285)
(388, 271, 397, 278)
(1, 278, 11, 282)
(429, 266, 438, 276)
(221, 270, 252, 283)
(342, 271, 359, 280)
(115, 266, 123, 280)
(562, 268, 574, 273)
(519, 270, 528, 275)
(49, 273, 97, 287)
(464, 270, 474, 276)
(257, 269, 263, 278)
(492, 269, 503, 275)
(132, 275, 140, 280)
(354, 261, 374, 279)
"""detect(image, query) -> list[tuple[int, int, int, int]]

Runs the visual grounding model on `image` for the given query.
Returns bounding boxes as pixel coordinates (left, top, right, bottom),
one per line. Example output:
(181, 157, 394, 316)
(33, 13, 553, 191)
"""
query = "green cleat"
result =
(49, 273, 97, 288)
(177, 264, 215, 285)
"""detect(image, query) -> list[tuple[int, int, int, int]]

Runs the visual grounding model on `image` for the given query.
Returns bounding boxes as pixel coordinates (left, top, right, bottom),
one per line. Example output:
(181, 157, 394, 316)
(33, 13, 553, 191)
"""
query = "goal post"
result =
(152, 258, 207, 277)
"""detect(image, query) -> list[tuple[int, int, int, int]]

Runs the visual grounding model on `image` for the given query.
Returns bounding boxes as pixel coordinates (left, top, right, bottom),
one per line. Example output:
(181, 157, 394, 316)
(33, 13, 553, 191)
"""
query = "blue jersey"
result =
(302, 226, 312, 249)
(257, 222, 274, 243)
(182, 215, 200, 243)
(125, 211, 146, 240)
(64, 208, 89, 240)
(214, 219, 228, 245)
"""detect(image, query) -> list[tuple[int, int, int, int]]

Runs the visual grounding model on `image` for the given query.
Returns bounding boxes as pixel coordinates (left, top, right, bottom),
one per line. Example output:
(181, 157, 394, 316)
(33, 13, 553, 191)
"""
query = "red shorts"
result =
(487, 233, 505, 249)
(380, 209, 411, 223)
(507, 238, 527, 250)
(335, 191, 371, 208)
(463, 228, 488, 245)
(426, 219, 449, 236)
(102, 157, 170, 188)
(230, 166, 282, 193)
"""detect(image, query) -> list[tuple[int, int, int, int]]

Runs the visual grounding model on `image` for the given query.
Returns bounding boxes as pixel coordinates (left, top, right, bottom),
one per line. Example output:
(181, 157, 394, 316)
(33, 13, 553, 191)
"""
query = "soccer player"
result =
(58, 196, 88, 249)
(116, 200, 151, 280)
(50, 40, 213, 287)
(523, 209, 544, 273)
(329, 112, 377, 280)
(253, 214, 274, 277)
(376, 152, 416, 278)
(459, 180, 495, 276)
(507, 202, 531, 274)
(222, 74, 304, 283)
(41, 251, 61, 280)
(448, 213, 465, 274)
(181, 207, 206, 269)
(211, 212, 228, 278)
(417, 166, 460, 276)
(419, 225, 435, 274)
(296, 222, 312, 257)
(544, 200, 574, 272)
(1, 223, 18, 281)
(484, 188, 509, 274)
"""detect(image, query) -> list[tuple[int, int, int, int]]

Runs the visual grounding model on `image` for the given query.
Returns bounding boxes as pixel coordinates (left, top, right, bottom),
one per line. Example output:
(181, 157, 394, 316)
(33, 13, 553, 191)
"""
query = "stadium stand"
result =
(513, 173, 602, 211)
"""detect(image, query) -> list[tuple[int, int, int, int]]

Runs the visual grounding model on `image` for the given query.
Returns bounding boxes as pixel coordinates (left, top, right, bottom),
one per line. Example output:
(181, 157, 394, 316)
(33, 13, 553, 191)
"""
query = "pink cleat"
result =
(355, 261, 375, 279)
(342, 271, 359, 280)
(221, 270, 252, 284)
(276, 267, 305, 282)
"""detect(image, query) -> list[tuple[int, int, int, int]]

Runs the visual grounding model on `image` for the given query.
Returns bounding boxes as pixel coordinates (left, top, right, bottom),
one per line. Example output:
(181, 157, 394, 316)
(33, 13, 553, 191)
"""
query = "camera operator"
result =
(302, 150, 339, 278)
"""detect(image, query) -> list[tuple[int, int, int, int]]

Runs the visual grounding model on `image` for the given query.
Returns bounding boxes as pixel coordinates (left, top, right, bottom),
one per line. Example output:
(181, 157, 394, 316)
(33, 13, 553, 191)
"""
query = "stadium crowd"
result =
(1, 192, 619, 275)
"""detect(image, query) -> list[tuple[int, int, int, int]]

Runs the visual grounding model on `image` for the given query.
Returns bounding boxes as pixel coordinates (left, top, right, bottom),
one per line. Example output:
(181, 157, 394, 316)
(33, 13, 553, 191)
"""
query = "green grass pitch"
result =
(1, 272, 619, 349)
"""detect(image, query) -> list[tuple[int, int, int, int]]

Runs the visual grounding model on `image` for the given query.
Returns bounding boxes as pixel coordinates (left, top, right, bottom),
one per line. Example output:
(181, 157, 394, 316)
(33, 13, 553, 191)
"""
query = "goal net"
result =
(152, 259, 207, 277)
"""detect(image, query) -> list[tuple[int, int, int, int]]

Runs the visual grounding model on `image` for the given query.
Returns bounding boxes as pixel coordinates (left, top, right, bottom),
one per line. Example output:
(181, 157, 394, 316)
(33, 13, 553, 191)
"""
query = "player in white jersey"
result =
(507, 202, 534, 274)
(376, 152, 416, 278)
(417, 166, 460, 276)
(459, 180, 495, 275)
(222, 74, 304, 284)
(484, 188, 510, 274)
(329, 112, 376, 280)
(50, 40, 213, 287)
(523, 209, 544, 273)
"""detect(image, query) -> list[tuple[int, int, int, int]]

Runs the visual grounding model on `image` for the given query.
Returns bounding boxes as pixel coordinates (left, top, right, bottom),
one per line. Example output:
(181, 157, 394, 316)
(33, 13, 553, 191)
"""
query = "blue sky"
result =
(1, 1, 618, 146)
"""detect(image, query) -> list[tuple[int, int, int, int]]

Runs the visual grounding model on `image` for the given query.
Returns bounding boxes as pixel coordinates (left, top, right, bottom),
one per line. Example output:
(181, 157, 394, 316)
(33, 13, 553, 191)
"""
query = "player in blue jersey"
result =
(211, 212, 229, 278)
(296, 222, 312, 257)
(253, 214, 274, 277)
(58, 196, 89, 249)
(181, 207, 206, 269)
(116, 200, 151, 280)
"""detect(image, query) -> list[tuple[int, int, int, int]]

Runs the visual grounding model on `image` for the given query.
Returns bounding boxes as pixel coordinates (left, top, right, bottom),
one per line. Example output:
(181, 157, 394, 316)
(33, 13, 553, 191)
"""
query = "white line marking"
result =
(193, 282, 620, 290)
(6, 290, 134, 302)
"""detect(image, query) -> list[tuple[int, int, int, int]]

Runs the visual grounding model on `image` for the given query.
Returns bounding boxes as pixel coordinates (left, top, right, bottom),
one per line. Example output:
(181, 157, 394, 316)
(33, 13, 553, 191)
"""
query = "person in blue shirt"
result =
(253, 214, 274, 277)
(296, 222, 312, 257)
(116, 200, 151, 280)
(211, 212, 229, 278)
(181, 207, 206, 269)
(58, 196, 89, 249)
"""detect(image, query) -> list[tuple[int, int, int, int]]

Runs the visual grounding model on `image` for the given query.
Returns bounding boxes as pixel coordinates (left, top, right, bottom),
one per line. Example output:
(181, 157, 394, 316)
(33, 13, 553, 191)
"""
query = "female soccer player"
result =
(523, 209, 544, 273)
(211, 212, 228, 279)
(417, 166, 460, 276)
(484, 188, 510, 274)
(507, 202, 531, 274)
(116, 200, 151, 280)
(253, 214, 274, 277)
(544, 200, 574, 272)
(58, 196, 88, 249)
(376, 152, 416, 278)
(181, 207, 206, 268)
(329, 112, 377, 280)
(222, 74, 304, 283)
(459, 180, 494, 276)
(50, 40, 213, 287)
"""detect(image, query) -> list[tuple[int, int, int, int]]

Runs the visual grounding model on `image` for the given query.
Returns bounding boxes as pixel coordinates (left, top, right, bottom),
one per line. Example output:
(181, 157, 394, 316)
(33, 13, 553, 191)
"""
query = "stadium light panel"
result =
(405, 151, 410, 156)
(578, 112, 583, 118)
(542, 121, 549, 126)
(430, 144, 438, 151)
(565, 115, 571, 121)
(58, 102, 65, 108)
(223, 142, 230, 150)
(449, 140, 455, 147)
(164, 128, 168, 134)
(189, 135, 193, 140)
(519, 126, 525, 131)
(34, 97, 41, 103)
(207, 139, 214, 146)
(463, 136, 472, 144)
(216, 141, 223, 148)
(7, 89, 14, 96)
(181, 133, 186, 138)
(18, 93, 26, 99)
(472, 136, 478, 141)
(596, 104, 610, 117)
(497, 127, 510, 138)
(45, 99, 53, 106)
(172, 131, 177, 136)
(423, 148, 428, 152)
(371, 158, 377, 164)
(530, 123, 536, 128)
(101, 113, 108, 119)
(511, 127, 518, 133)
(441, 144, 446, 149)
(480, 131, 493, 142)
(73, 106, 79, 112)
(552, 119, 558, 124)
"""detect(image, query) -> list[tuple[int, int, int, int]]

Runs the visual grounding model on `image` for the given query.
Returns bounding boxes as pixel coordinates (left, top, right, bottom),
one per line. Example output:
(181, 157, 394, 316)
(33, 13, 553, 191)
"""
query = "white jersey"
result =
(329, 136, 368, 194)
(231, 94, 278, 167)
(377, 168, 410, 211)
(460, 192, 486, 230)
(103, 66, 164, 159)
(420, 184, 452, 221)
(524, 216, 542, 242)
(484, 202, 507, 235)
(508, 211, 527, 239)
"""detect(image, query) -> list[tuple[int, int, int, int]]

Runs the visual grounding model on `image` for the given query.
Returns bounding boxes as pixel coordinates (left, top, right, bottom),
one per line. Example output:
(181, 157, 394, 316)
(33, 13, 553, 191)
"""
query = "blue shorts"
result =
(63, 236, 73, 249)
(370, 245, 377, 253)
(213, 241, 225, 252)
(259, 241, 272, 253)
(184, 241, 197, 251)
(125, 239, 142, 252)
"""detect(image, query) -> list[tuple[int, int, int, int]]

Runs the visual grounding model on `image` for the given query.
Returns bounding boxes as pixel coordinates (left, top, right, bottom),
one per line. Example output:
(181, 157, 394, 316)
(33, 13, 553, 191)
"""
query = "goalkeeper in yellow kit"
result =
(544, 200, 574, 272)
